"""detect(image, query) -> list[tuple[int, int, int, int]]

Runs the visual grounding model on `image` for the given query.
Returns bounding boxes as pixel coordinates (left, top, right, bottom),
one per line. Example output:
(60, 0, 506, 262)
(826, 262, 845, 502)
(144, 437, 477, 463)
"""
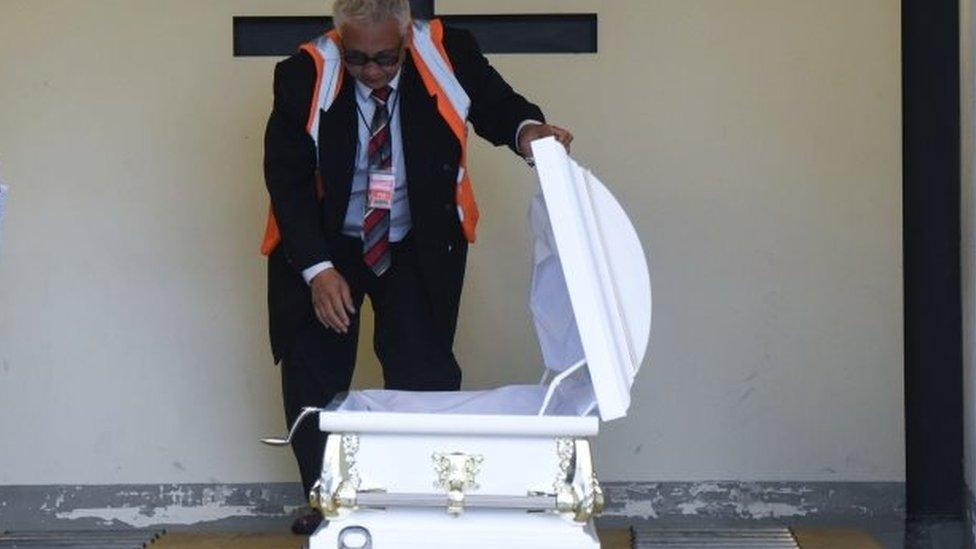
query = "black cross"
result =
(233, 0, 596, 56)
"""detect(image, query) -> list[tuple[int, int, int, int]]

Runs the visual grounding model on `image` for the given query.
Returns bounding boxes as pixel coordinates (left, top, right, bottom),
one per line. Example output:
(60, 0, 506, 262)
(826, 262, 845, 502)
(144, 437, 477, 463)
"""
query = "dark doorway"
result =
(902, 0, 963, 520)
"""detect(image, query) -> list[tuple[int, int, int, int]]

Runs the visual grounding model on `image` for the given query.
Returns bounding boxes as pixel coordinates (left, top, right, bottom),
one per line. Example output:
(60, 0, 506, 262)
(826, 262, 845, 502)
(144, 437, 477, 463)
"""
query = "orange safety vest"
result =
(261, 19, 480, 256)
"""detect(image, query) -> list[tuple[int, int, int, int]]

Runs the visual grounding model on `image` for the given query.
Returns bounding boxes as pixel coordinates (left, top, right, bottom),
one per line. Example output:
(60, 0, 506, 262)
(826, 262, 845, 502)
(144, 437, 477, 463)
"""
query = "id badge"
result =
(367, 170, 395, 210)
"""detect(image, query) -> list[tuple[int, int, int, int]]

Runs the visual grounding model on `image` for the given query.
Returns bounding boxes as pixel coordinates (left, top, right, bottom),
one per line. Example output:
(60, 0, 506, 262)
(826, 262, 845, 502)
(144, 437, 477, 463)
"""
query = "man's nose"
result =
(362, 62, 382, 77)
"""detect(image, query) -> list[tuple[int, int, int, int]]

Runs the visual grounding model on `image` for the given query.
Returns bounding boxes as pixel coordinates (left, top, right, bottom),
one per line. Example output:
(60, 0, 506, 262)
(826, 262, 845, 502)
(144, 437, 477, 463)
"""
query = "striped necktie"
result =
(363, 86, 392, 276)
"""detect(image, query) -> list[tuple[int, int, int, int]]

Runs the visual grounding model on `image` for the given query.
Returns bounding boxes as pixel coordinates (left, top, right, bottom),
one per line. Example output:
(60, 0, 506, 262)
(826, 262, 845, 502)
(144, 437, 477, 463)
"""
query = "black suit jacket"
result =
(264, 26, 544, 362)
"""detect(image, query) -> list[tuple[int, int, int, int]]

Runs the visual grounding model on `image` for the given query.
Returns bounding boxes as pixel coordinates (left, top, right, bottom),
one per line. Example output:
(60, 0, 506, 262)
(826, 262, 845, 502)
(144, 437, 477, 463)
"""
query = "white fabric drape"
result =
(332, 191, 598, 417)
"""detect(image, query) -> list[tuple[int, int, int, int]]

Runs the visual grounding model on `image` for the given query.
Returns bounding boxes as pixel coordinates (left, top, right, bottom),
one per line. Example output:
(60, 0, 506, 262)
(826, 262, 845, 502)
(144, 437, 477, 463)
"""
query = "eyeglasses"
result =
(341, 42, 403, 67)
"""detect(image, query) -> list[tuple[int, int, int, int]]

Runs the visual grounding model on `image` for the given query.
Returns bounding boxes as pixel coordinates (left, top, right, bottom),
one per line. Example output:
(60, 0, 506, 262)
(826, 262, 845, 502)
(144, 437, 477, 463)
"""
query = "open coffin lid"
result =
(320, 137, 651, 430)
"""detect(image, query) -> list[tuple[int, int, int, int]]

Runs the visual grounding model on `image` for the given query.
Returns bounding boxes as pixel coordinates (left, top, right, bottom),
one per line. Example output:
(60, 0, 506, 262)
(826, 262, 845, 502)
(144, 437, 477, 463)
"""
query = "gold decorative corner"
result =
(550, 437, 603, 523)
(311, 433, 362, 519)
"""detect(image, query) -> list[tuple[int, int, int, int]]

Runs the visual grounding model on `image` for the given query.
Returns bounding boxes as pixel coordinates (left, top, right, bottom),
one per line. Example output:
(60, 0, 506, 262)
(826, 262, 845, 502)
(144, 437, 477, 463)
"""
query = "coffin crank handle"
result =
(260, 406, 322, 446)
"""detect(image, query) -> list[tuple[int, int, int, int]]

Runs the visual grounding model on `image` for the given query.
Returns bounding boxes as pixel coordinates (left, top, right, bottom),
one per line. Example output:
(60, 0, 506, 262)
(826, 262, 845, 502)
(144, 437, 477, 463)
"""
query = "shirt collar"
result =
(354, 70, 402, 102)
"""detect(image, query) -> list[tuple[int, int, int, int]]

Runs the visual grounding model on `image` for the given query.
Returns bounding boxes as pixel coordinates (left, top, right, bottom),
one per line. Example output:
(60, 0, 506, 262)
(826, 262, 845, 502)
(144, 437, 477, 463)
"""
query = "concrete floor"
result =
(791, 527, 882, 548)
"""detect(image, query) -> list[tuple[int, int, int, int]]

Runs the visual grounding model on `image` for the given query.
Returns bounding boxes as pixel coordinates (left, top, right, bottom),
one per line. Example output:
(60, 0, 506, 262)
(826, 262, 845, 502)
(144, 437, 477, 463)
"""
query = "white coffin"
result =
(267, 137, 652, 548)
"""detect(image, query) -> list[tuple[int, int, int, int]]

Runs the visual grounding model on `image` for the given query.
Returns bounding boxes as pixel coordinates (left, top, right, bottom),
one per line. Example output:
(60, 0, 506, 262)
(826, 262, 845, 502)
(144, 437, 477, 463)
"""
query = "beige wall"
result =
(0, 0, 902, 485)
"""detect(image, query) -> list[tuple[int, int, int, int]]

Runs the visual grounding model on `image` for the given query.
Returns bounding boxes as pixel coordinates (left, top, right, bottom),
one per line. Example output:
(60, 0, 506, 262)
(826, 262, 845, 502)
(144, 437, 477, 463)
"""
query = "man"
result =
(262, 0, 572, 534)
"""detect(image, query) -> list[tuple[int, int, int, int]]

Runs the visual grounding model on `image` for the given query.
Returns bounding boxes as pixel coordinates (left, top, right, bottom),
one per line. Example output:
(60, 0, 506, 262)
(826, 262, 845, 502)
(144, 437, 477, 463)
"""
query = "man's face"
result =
(339, 17, 407, 90)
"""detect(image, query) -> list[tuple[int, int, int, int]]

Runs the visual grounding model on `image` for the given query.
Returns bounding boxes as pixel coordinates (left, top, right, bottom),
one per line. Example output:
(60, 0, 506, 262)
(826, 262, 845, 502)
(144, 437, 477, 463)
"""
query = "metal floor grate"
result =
(0, 529, 165, 548)
(632, 527, 799, 548)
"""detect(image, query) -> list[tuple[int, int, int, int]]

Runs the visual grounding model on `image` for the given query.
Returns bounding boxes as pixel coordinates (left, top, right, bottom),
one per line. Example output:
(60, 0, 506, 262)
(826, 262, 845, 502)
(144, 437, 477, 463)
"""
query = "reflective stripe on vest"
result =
(260, 19, 479, 256)
(408, 19, 479, 244)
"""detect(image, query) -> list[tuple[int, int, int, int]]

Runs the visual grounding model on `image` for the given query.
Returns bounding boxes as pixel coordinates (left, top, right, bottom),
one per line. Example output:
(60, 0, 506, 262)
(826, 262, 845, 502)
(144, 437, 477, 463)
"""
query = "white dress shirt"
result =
(343, 71, 412, 243)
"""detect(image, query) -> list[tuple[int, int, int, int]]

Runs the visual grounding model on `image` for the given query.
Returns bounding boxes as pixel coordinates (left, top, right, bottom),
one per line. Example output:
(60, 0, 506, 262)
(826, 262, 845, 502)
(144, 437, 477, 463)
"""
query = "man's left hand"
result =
(518, 123, 573, 158)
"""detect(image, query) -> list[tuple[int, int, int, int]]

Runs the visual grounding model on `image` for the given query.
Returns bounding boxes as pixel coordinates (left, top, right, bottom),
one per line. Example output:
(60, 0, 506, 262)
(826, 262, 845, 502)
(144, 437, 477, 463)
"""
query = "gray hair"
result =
(333, 0, 412, 35)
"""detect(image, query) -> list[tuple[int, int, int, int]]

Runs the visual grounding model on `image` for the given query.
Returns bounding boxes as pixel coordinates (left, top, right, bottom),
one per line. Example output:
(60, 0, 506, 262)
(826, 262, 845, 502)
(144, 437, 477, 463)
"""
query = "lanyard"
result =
(355, 87, 401, 137)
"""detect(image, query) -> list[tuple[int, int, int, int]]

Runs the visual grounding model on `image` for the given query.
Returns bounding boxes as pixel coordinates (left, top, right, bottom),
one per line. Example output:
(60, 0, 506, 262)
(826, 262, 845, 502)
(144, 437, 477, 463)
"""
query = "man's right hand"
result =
(310, 268, 356, 333)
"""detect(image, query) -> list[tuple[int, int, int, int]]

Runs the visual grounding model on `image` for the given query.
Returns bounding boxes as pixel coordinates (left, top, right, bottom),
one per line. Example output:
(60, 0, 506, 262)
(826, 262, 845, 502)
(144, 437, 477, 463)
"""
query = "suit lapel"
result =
(318, 77, 358, 228)
(400, 56, 451, 194)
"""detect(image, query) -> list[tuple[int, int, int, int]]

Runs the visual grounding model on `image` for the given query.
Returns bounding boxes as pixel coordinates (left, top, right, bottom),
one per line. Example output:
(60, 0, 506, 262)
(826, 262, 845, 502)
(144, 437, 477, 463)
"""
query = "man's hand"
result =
(310, 268, 356, 333)
(518, 122, 574, 158)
